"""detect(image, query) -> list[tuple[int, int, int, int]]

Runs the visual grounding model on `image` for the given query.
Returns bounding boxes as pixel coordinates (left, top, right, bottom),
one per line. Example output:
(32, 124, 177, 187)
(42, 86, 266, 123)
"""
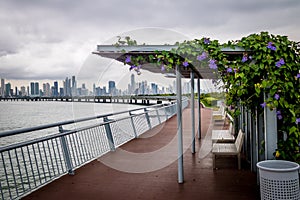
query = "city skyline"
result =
(0, 74, 179, 97)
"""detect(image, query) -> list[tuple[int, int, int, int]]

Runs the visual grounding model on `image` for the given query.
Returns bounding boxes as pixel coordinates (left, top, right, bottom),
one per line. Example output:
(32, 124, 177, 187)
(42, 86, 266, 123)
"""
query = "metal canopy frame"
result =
(93, 44, 245, 184)
(93, 45, 246, 80)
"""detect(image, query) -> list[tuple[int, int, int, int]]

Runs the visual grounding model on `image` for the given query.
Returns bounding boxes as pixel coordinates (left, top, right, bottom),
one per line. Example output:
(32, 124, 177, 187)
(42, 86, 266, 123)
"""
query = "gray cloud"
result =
(0, 0, 299, 84)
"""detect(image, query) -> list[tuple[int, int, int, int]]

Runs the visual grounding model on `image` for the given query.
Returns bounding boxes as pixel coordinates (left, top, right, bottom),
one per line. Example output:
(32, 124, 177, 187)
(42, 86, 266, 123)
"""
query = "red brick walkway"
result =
(24, 106, 259, 200)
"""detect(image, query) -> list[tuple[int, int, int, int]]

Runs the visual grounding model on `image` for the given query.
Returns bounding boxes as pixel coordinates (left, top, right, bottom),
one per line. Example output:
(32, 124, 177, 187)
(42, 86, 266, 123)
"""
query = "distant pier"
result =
(0, 95, 175, 105)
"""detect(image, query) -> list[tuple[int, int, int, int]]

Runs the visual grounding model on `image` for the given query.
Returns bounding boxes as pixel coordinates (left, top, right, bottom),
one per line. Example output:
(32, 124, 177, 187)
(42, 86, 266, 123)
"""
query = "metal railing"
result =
(0, 98, 189, 199)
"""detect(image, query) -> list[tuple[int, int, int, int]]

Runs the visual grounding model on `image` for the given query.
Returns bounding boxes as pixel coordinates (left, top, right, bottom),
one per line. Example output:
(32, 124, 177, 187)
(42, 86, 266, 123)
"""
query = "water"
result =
(0, 101, 144, 146)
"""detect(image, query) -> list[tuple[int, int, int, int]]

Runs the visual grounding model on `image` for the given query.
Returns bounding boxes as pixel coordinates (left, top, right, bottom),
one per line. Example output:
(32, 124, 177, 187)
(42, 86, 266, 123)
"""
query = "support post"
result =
(176, 65, 184, 184)
(129, 111, 138, 138)
(144, 108, 152, 129)
(103, 117, 116, 151)
(197, 78, 201, 139)
(59, 126, 74, 175)
(190, 71, 195, 154)
(263, 93, 277, 160)
(156, 109, 161, 124)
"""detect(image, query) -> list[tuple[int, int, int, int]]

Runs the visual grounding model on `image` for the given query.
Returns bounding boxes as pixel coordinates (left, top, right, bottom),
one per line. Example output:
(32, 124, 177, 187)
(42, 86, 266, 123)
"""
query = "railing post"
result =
(156, 109, 161, 124)
(129, 111, 138, 138)
(164, 106, 169, 121)
(144, 108, 152, 129)
(103, 117, 116, 151)
(58, 125, 74, 175)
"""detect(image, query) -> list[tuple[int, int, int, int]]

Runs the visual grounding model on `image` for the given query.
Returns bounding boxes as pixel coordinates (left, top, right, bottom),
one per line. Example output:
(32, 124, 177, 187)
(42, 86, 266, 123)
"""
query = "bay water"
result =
(0, 101, 144, 146)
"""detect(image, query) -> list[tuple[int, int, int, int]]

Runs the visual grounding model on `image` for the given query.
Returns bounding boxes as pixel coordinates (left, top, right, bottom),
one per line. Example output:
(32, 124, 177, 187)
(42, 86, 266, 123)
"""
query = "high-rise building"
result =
(59, 88, 64, 96)
(30, 82, 35, 96)
(93, 84, 96, 95)
(34, 82, 39, 96)
(108, 81, 116, 95)
(15, 87, 18, 96)
(63, 77, 71, 96)
(43, 83, 51, 96)
(151, 83, 158, 94)
(5, 83, 11, 97)
(71, 75, 77, 96)
(53, 81, 58, 96)
(1, 78, 5, 97)
(20, 86, 26, 96)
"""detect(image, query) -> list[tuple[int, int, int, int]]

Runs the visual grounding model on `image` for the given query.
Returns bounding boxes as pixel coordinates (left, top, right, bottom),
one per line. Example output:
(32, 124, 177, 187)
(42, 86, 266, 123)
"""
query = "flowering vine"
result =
(116, 32, 300, 163)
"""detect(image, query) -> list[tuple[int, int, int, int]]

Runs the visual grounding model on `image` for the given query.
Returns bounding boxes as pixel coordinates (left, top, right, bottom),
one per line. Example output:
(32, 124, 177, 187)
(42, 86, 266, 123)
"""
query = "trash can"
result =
(257, 160, 300, 200)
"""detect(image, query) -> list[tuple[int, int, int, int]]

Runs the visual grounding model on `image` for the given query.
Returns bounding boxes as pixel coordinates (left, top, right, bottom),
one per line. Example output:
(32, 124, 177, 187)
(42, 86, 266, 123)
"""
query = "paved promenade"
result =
(24, 106, 259, 200)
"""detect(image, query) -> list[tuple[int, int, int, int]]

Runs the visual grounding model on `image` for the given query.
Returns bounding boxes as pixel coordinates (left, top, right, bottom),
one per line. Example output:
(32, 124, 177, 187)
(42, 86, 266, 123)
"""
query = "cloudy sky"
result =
(0, 0, 300, 90)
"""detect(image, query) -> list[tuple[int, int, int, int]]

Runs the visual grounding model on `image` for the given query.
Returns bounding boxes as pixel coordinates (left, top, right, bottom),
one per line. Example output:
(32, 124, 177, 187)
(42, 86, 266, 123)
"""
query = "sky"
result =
(0, 0, 300, 90)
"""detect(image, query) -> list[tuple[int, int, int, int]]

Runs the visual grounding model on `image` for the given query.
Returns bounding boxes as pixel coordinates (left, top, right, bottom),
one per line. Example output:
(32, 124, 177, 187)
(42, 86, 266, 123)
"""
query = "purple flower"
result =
(233, 68, 238, 73)
(204, 38, 210, 44)
(242, 55, 248, 63)
(129, 65, 136, 70)
(296, 118, 300, 125)
(183, 61, 189, 67)
(227, 67, 233, 73)
(276, 111, 283, 120)
(197, 52, 208, 61)
(125, 55, 131, 63)
(276, 110, 281, 115)
(275, 58, 285, 68)
(297, 73, 300, 78)
(161, 65, 165, 71)
(209, 59, 217, 69)
(260, 102, 266, 108)
(267, 42, 276, 51)
(274, 94, 280, 100)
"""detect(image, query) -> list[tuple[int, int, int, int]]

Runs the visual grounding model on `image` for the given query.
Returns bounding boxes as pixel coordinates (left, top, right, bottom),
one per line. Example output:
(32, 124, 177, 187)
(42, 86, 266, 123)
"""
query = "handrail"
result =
(0, 102, 169, 138)
(0, 98, 189, 200)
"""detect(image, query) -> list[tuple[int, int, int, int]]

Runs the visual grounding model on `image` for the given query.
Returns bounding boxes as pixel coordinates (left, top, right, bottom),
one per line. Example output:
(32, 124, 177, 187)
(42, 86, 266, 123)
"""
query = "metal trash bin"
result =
(257, 160, 300, 200)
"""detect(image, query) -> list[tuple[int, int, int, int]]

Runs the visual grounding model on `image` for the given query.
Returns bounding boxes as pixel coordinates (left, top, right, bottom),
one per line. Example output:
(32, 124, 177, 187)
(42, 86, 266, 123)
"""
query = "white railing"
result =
(0, 98, 188, 199)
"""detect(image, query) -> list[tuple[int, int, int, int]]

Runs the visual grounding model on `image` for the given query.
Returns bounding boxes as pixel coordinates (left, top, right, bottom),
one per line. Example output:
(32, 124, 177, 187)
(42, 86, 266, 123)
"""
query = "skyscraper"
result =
(151, 83, 158, 94)
(64, 77, 71, 96)
(34, 82, 39, 96)
(108, 81, 116, 95)
(5, 83, 11, 97)
(30, 82, 35, 96)
(20, 86, 26, 96)
(1, 78, 5, 97)
(71, 75, 77, 96)
(43, 83, 51, 96)
(54, 81, 58, 96)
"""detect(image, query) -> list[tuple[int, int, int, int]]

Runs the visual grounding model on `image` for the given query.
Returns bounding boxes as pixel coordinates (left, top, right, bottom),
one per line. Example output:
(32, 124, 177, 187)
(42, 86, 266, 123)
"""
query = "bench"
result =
(212, 129, 244, 170)
(212, 105, 226, 123)
(211, 113, 235, 144)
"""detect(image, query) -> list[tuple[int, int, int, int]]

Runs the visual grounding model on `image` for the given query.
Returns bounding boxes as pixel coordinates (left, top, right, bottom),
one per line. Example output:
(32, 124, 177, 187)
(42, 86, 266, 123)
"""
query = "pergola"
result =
(93, 45, 245, 183)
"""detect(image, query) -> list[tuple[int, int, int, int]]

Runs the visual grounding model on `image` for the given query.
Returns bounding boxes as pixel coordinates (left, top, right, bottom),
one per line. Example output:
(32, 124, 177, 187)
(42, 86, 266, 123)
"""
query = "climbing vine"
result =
(116, 32, 300, 163)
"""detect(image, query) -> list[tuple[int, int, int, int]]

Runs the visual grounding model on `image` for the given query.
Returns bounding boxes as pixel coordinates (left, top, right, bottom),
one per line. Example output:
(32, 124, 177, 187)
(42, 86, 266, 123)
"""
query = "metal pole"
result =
(197, 78, 201, 139)
(144, 108, 152, 129)
(190, 71, 195, 154)
(263, 92, 277, 160)
(59, 126, 74, 175)
(103, 117, 116, 151)
(129, 111, 138, 138)
(176, 65, 184, 184)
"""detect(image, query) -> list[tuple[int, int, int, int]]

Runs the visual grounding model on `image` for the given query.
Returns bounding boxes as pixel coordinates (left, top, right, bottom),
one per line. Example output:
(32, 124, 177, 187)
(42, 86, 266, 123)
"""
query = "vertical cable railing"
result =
(0, 98, 188, 199)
